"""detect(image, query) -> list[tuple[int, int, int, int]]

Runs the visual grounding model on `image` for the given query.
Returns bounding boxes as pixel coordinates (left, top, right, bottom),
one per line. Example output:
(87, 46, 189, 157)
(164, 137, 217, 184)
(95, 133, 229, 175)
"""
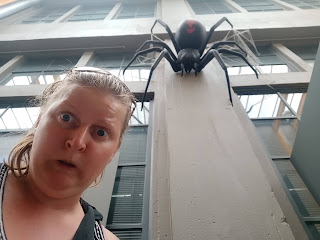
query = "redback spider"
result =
(123, 17, 258, 109)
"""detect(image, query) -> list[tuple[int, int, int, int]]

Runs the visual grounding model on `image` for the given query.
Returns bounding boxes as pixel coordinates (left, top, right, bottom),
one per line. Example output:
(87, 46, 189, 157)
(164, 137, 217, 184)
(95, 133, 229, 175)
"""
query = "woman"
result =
(1, 67, 136, 240)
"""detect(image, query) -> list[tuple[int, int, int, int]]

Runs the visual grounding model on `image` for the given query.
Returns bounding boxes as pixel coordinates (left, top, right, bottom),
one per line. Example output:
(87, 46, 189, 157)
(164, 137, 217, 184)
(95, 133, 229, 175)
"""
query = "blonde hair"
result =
(6, 67, 136, 178)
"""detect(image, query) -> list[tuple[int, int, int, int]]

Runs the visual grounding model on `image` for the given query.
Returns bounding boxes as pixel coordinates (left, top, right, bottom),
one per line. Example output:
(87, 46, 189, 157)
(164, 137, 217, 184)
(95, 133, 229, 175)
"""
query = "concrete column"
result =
(0, 55, 24, 83)
(271, 0, 301, 11)
(151, 63, 172, 239)
(231, 71, 311, 95)
(161, 59, 296, 239)
(225, 0, 248, 13)
(0, 5, 37, 24)
(104, 2, 121, 21)
(75, 51, 95, 67)
(53, 5, 81, 23)
(155, 0, 162, 19)
(0, 0, 40, 19)
(290, 44, 320, 205)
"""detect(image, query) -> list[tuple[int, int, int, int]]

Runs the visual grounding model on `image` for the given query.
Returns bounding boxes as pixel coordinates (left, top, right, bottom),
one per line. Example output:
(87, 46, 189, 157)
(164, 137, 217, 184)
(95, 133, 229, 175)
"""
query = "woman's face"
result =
(29, 85, 126, 199)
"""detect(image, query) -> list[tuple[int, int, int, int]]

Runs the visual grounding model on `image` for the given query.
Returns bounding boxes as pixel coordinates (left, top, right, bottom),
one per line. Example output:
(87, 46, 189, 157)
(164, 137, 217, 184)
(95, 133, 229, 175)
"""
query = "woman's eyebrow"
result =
(58, 101, 78, 111)
(99, 118, 118, 130)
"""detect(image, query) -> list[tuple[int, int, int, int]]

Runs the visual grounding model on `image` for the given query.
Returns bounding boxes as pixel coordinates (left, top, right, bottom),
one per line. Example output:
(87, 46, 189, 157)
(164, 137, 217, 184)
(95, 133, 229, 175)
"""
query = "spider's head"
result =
(182, 62, 194, 73)
(178, 49, 200, 73)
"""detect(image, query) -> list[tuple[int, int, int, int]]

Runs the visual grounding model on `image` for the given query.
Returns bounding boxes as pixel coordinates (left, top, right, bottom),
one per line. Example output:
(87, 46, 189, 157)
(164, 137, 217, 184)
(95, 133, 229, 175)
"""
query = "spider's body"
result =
(123, 17, 258, 108)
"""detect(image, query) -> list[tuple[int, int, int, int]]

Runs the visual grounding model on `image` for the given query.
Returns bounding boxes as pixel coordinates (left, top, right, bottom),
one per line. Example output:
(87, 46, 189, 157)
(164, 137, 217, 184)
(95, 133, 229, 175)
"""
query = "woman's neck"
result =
(9, 172, 83, 212)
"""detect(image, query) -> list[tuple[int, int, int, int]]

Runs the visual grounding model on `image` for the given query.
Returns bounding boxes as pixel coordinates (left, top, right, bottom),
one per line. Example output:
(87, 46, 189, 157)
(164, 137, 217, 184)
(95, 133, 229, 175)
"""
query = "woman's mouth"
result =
(58, 160, 76, 168)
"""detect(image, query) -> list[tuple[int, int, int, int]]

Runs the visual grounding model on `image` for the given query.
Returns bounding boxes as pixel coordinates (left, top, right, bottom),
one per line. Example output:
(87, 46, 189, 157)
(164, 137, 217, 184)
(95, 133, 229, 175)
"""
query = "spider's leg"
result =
(214, 50, 233, 106)
(123, 47, 162, 74)
(202, 17, 233, 52)
(199, 49, 233, 106)
(218, 48, 259, 78)
(181, 63, 184, 77)
(136, 40, 177, 61)
(151, 19, 180, 53)
(194, 63, 199, 76)
(202, 41, 247, 64)
(141, 49, 180, 110)
(208, 41, 247, 56)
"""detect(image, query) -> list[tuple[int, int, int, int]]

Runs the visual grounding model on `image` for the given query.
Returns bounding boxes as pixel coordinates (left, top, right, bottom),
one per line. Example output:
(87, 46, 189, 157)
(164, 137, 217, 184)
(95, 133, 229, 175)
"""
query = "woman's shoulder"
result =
(101, 226, 119, 240)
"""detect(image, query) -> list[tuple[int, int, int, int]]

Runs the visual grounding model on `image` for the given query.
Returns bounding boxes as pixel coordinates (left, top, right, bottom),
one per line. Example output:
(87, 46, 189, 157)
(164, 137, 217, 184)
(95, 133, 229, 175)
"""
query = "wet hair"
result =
(6, 67, 136, 178)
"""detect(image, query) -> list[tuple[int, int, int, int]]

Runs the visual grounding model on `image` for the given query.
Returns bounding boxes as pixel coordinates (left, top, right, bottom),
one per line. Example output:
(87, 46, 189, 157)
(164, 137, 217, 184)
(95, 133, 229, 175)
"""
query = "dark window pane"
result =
(281, 0, 320, 9)
(67, 5, 114, 22)
(188, 0, 235, 14)
(223, 46, 296, 74)
(307, 223, 320, 239)
(274, 160, 320, 217)
(18, 6, 74, 24)
(232, 0, 284, 11)
(91, 54, 151, 82)
(287, 44, 319, 67)
(116, 3, 156, 19)
(252, 119, 298, 156)
(112, 229, 142, 240)
(1, 56, 79, 86)
(0, 58, 9, 68)
(107, 166, 145, 224)
(119, 127, 148, 164)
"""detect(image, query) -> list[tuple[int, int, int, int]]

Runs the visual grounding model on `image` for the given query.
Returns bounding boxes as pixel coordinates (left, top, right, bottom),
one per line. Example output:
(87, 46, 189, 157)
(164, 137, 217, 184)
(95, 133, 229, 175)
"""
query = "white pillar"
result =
(161, 59, 296, 239)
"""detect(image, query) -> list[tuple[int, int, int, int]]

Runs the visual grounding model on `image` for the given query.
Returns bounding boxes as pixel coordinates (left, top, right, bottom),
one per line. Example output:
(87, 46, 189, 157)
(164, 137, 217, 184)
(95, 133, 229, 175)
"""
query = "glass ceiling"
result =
(239, 93, 303, 118)
(2, 69, 149, 86)
(0, 107, 40, 130)
(108, 68, 149, 82)
(0, 103, 149, 131)
(228, 64, 289, 76)
(4, 73, 67, 86)
(129, 102, 149, 125)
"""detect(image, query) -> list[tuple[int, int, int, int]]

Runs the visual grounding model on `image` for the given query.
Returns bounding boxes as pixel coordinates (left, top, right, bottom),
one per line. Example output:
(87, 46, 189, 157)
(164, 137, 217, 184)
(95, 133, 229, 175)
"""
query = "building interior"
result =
(0, 0, 320, 239)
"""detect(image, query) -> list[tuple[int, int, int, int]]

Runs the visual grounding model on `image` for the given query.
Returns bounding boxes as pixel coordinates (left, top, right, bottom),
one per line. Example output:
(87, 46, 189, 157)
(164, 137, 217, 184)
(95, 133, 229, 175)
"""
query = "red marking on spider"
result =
(186, 19, 196, 34)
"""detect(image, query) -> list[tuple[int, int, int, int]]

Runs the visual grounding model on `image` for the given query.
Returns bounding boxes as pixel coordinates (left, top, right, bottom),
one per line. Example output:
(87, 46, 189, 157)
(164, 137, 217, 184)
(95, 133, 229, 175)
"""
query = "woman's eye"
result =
(96, 129, 108, 137)
(61, 114, 73, 122)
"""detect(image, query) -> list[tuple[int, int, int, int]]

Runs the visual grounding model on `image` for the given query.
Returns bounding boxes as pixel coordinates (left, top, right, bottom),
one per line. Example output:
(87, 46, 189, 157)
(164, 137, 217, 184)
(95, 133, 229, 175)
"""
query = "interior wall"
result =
(291, 44, 320, 205)
(0, 132, 23, 158)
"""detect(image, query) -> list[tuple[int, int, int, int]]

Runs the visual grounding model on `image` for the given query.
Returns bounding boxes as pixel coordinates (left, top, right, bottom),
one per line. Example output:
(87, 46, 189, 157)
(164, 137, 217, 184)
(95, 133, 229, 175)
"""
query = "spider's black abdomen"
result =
(175, 19, 207, 52)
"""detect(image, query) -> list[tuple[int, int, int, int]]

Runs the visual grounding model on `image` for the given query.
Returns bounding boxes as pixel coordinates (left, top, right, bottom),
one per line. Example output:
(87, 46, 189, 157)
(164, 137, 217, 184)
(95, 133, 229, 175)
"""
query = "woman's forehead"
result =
(50, 85, 125, 115)
(65, 85, 123, 108)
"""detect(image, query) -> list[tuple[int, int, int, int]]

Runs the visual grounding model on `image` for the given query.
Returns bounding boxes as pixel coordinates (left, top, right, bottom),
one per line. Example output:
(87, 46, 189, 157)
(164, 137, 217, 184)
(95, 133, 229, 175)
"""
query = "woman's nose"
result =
(65, 127, 89, 152)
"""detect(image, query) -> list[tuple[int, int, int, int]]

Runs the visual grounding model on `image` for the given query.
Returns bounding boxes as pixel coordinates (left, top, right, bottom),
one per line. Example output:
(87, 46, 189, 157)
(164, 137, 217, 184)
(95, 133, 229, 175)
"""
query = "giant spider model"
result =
(123, 17, 258, 108)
